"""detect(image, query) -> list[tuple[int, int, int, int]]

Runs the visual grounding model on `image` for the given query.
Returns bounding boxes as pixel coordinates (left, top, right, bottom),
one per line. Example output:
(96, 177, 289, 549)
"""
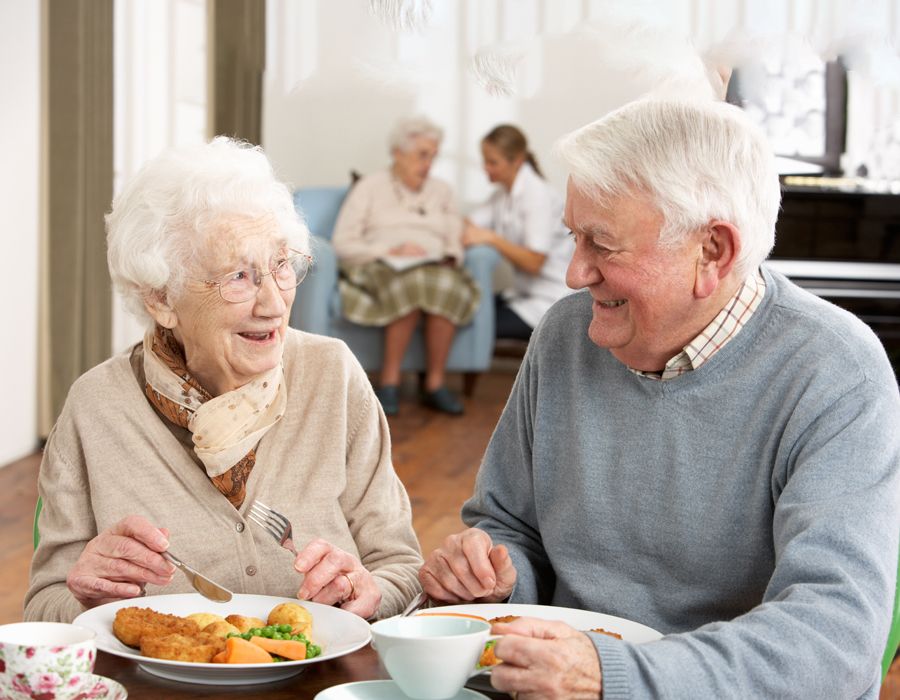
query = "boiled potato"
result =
(267, 602, 312, 636)
(186, 612, 226, 630)
(225, 614, 267, 634)
(202, 620, 241, 638)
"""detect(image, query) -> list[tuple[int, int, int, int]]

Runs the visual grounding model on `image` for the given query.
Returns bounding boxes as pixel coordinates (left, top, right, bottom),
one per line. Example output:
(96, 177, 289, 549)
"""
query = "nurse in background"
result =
(462, 125, 574, 340)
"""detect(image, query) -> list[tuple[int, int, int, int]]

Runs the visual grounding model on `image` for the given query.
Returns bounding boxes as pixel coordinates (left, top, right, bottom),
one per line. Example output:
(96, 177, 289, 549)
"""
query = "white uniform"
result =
(469, 163, 574, 328)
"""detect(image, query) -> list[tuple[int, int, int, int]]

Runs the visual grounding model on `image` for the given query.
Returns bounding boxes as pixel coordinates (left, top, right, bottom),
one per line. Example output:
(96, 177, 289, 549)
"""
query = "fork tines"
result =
(248, 500, 291, 541)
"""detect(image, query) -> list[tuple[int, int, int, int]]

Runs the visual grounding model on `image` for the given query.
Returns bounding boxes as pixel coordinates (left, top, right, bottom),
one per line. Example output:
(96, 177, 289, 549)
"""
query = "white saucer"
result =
(314, 680, 489, 700)
(81, 674, 128, 700)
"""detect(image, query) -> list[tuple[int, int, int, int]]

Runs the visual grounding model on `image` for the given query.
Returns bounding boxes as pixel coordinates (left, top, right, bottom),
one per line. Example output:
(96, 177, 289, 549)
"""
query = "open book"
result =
(379, 254, 443, 272)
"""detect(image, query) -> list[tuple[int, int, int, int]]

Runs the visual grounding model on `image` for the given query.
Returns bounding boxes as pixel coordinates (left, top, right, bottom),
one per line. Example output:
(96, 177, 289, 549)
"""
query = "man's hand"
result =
(489, 617, 602, 699)
(419, 528, 516, 603)
(66, 515, 175, 608)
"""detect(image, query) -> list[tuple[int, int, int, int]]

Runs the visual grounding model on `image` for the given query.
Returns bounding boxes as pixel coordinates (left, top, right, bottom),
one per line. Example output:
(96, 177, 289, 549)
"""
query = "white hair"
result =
(106, 137, 310, 327)
(388, 115, 444, 153)
(554, 99, 781, 278)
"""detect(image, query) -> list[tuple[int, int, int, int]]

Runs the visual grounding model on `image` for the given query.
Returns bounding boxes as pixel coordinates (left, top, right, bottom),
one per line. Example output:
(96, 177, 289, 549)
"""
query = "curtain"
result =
(208, 0, 266, 144)
(39, 0, 114, 437)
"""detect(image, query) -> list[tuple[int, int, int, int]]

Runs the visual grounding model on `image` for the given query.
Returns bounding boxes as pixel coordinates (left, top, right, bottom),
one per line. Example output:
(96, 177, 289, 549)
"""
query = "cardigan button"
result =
(235, 522, 245, 533)
(246, 565, 257, 576)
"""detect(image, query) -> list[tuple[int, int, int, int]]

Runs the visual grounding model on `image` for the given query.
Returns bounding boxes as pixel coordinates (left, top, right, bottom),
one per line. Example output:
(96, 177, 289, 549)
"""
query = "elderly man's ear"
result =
(694, 220, 741, 299)
(143, 291, 179, 329)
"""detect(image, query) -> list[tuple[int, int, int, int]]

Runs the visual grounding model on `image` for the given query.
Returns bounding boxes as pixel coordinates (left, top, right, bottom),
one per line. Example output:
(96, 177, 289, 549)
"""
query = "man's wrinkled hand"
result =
(489, 617, 602, 700)
(419, 528, 516, 603)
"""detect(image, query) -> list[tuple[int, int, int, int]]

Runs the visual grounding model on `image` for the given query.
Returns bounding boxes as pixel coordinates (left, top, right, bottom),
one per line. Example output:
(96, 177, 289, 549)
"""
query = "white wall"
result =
(0, 1, 40, 466)
(263, 0, 900, 205)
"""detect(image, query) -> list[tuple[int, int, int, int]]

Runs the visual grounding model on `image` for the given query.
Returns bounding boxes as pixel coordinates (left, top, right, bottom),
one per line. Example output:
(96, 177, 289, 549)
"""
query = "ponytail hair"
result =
(483, 124, 544, 178)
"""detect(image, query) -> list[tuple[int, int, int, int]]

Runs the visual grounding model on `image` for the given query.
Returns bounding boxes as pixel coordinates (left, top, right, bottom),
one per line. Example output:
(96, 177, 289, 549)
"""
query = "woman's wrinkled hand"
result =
(462, 222, 495, 247)
(418, 528, 516, 603)
(294, 538, 381, 619)
(388, 242, 429, 257)
(66, 515, 175, 609)
(489, 617, 602, 700)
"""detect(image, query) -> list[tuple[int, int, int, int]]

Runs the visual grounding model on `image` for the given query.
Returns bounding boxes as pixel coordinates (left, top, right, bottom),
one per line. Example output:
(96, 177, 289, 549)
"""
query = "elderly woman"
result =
(332, 116, 479, 417)
(25, 137, 422, 623)
(463, 125, 574, 340)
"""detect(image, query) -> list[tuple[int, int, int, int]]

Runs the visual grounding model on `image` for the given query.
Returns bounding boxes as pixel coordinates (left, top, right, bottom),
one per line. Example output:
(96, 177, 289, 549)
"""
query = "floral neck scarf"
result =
(142, 326, 286, 508)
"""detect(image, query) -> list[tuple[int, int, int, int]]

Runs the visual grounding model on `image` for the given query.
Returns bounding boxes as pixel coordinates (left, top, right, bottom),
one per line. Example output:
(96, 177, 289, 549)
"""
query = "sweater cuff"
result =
(589, 633, 631, 700)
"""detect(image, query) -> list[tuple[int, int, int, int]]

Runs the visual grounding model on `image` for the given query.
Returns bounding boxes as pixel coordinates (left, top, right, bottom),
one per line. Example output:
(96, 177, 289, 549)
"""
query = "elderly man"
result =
(419, 99, 900, 699)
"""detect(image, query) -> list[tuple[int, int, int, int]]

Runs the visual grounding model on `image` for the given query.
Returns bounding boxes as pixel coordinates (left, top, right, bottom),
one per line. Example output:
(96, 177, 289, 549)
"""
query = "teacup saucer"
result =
(77, 674, 128, 699)
(0, 674, 127, 700)
(314, 680, 489, 700)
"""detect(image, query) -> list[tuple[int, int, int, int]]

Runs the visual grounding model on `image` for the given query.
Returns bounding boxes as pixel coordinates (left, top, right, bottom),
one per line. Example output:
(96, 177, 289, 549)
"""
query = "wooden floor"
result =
(2, 367, 898, 697)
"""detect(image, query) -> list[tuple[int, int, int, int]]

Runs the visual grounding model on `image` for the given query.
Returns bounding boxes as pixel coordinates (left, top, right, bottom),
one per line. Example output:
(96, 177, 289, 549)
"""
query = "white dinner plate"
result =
(418, 603, 662, 695)
(314, 680, 489, 700)
(74, 593, 371, 685)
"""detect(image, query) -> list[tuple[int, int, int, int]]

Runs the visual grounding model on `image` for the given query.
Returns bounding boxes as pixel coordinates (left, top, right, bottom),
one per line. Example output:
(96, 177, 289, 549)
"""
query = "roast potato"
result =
(202, 620, 241, 638)
(267, 602, 312, 636)
(225, 614, 268, 634)
(186, 612, 226, 630)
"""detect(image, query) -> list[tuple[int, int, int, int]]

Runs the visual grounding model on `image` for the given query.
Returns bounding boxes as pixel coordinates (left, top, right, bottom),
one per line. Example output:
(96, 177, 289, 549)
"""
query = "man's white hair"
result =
(106, 136, 310, 328)
(388, 115, 444, 153)
(555, 99, 781, 278)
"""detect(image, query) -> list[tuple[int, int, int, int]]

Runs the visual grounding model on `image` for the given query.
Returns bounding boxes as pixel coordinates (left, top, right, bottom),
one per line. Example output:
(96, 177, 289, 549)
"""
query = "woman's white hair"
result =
(106, 137, 310, 327)
(554, 99, 781, 278)
(388, 115, 444, 153)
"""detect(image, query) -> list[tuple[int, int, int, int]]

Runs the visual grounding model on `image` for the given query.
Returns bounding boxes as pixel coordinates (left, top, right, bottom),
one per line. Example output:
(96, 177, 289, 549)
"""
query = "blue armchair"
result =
(289, 186, 500, 395)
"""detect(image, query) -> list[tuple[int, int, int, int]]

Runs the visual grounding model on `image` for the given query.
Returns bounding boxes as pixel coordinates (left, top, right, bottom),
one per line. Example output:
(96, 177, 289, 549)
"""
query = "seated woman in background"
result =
(25, 137, 422, 623)
(463, 125, 574, 340)
(331, 116, 479, 417)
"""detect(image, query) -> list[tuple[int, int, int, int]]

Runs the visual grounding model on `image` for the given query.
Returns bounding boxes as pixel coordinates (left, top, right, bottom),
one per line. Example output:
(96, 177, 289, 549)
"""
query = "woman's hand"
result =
(419, 528, 516, 603)
(462, 222, 496, 247)
(294, 538, 381, 619)
(489, 617, 602, 700)
(66, 515, 175, 609)
(388, 242, 428, 257)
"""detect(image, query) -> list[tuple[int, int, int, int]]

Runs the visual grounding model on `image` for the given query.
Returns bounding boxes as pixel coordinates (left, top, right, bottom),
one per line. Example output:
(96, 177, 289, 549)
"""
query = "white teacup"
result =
(370, 615, 492, 700)
(0, 622, 97, 700)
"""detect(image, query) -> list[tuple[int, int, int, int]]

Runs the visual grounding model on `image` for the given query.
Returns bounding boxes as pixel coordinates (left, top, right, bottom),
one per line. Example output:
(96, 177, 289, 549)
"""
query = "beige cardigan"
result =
(25, 329, 423, 622)
(331, 170, 464, 265)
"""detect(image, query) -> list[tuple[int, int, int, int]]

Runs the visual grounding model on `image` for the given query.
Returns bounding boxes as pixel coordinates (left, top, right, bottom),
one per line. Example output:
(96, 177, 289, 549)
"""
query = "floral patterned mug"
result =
(0, 622, 97, 700)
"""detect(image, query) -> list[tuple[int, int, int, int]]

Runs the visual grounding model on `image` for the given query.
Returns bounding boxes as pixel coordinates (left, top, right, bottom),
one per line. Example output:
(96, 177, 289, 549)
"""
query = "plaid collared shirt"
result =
(630, 270, 766, 381)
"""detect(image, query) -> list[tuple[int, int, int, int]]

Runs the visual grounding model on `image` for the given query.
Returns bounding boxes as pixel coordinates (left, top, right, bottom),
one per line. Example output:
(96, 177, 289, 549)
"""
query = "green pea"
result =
(279, 624, 292, 633)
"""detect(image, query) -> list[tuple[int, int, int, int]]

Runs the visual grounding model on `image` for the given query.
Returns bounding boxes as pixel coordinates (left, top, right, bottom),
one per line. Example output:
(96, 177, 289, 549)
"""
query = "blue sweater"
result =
(462, 268, 900, 699)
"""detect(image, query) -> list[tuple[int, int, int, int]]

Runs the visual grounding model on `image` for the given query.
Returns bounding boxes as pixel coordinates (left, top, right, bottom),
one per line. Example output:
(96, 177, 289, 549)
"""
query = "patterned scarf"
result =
(143, 326, 286, 508)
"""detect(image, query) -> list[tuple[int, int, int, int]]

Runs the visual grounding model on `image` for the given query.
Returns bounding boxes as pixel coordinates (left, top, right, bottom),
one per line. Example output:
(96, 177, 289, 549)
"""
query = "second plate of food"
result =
(417, 603, 662, 643)
(74, 593, 371, 685)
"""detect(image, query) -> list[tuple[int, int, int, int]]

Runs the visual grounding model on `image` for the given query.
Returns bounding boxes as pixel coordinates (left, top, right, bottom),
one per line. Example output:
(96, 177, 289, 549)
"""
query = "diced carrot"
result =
(211, 649, 228, 664)
(249, 635, 307, 661)
(218, 636, 273, 664)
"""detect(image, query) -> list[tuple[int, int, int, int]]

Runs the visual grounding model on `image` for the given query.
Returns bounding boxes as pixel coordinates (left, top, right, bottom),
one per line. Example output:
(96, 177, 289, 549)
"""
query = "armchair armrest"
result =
(290, 234, 339, 335)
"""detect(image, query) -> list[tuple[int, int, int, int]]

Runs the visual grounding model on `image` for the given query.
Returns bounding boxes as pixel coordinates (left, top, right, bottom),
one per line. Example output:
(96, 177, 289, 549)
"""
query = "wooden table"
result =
(95, 647, 507, 698)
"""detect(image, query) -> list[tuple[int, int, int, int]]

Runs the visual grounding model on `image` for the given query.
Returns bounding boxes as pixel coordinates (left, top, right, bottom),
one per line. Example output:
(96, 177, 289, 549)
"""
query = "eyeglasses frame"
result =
(201, 249, 313, 304)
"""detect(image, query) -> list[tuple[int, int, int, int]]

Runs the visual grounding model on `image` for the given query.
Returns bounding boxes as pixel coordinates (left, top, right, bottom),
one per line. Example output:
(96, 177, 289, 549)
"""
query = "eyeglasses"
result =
(202, 250, 313, 304)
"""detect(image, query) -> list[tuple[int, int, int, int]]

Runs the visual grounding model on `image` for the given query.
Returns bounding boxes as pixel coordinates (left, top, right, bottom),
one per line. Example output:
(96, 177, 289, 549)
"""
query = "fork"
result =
(248, 500, 298, 555)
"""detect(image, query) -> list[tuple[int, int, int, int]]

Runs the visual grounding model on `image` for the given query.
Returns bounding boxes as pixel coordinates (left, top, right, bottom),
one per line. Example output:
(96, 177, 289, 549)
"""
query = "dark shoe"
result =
(375, 385, 399, 416)
(421, 386, 464, 415)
